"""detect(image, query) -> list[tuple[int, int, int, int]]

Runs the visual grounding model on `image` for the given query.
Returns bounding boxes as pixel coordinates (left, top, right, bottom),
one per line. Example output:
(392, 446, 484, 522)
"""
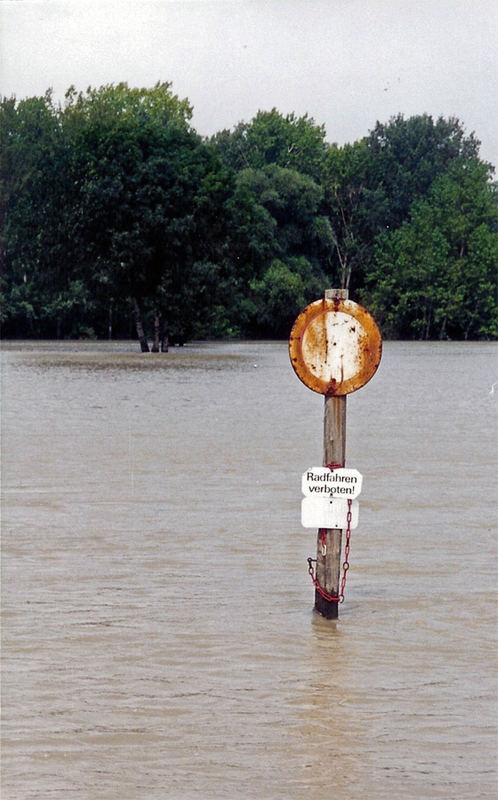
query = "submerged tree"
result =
(61, 82, 212, 350)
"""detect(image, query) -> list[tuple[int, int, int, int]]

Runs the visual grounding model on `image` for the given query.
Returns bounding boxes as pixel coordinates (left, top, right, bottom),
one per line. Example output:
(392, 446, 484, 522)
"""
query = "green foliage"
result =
(212, 108, 328, 179)
(321, 140, 378, 290)
(366, 159, 498, 339)
(1, 87, 496, 343)
(0, 90, 81, 336)
(250, 257, 325, 337)
(62, 82, 204, 303)
(364, 113, 485, 227)
(235, 165, 325, 258)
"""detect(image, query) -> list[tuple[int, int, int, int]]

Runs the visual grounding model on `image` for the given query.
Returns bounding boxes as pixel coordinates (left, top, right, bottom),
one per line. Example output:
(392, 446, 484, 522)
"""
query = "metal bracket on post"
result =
(324, 288, 349, 301)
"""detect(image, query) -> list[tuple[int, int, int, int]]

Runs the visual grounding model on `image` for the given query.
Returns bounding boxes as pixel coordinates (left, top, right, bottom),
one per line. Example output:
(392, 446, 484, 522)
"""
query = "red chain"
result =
(307, 498, 353, 604)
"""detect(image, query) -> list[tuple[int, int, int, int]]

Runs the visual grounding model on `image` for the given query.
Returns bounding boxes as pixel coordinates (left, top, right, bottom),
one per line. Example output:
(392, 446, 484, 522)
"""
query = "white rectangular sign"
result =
(301, 467, 363, 499)
(301, 496, 359, 529)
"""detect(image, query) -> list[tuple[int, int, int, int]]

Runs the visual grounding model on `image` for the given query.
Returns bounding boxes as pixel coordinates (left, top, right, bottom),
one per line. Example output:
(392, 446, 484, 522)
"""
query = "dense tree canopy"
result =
(61, 83, 216, 348)
(364, 114, 482, 228)
(212, 109, 328, 179)
(1, 84, 496, 345)
(366, 158, 498, 339)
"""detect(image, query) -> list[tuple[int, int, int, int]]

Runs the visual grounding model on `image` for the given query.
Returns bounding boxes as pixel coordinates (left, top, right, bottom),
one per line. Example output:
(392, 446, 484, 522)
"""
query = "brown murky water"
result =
(2, 340, 497, 799)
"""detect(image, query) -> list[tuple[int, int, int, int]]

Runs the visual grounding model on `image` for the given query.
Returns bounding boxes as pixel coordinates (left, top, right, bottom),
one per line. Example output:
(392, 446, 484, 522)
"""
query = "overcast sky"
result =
(1, 0, 497, 167)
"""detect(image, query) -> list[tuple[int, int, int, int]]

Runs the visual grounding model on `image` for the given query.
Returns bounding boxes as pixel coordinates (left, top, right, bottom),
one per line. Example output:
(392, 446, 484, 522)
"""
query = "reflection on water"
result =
(2, 340, 497, 799)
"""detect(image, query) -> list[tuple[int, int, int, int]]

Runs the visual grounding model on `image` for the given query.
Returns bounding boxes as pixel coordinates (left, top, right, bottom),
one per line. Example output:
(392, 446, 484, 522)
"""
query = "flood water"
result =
(2, 339, 497, 799)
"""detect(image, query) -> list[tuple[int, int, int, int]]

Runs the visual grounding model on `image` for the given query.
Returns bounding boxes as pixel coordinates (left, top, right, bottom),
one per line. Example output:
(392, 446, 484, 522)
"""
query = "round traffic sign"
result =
(289, 297, 382, 395)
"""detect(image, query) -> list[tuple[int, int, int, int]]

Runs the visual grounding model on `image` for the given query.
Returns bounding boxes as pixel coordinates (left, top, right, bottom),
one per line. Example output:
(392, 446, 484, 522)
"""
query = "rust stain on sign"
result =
(289, 298, 382, 395)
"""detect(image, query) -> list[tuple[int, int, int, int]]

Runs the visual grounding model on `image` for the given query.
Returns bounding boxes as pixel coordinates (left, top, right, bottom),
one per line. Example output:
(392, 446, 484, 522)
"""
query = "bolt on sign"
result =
(289, 296, 382, 396)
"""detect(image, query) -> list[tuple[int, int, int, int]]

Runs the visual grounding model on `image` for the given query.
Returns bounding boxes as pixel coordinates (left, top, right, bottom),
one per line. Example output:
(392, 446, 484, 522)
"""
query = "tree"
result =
(320, 114, 494, 297)
(364, 114, 484, 228)
(366, 159, 498, 339)
(212, 108, 329, 179)
(321, 140, 383, 291)
(235, 164, 328, 257)
(220, 164, 333, 335)
(2, 94, 495, 343)
(0, 91, 88, 337)
(61, 82, 211, 350)
(249, 256, 324, 337)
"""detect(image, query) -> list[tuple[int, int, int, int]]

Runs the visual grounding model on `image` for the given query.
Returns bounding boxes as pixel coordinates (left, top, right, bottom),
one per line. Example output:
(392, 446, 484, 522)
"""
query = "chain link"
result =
(307, 498, 353, 604)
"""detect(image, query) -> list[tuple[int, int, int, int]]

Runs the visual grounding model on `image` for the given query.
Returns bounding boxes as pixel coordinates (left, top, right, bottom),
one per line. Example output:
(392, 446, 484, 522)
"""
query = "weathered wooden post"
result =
(289, 288, 382, 619)
(317, 288, 348, 617)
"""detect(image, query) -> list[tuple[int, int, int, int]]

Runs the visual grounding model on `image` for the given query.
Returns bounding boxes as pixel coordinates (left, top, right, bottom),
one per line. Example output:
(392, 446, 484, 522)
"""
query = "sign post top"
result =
(289, 295, 382, 396)
(324, 288, 349, 301)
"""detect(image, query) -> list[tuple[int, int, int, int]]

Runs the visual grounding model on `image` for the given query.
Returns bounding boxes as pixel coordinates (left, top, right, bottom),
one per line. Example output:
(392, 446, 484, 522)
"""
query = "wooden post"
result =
(314, 288, 348, 619)
(290, 287, 382, 618)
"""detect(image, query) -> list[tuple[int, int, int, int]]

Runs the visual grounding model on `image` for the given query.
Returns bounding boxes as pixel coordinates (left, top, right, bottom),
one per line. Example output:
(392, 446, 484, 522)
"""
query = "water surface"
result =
(2, 340, 497, 799)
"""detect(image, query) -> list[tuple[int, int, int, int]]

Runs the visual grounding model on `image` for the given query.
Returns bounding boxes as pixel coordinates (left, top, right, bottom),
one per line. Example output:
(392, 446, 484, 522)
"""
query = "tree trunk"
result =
(132, 297, 150, 352)
(161, 318, 169, 352)
(439, 315, 448, 340)
(108, 300, 113, 340)
(151, 314, 160, 352)
(423, 302, 432, 340)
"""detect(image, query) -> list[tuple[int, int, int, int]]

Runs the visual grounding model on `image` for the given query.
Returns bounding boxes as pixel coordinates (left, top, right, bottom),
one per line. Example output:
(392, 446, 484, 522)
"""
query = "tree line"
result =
(1, 81, 497, 348)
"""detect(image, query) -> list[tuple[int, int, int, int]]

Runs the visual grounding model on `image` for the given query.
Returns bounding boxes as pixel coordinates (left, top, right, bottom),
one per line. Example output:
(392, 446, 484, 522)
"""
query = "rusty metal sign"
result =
(289, 297, 382, 395)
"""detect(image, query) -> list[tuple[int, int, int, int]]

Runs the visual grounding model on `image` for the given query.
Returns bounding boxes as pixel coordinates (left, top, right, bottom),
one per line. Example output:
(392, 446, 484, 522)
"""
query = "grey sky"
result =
(1, 0, 497, 167)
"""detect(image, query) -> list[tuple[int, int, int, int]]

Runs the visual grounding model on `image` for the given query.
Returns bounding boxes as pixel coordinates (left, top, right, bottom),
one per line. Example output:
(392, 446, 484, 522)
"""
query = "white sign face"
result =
(301, 496, 359, 529)
(302, 311, 367, 383)
(301, 467, 363, 499)
(289, 297, 382, 396)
